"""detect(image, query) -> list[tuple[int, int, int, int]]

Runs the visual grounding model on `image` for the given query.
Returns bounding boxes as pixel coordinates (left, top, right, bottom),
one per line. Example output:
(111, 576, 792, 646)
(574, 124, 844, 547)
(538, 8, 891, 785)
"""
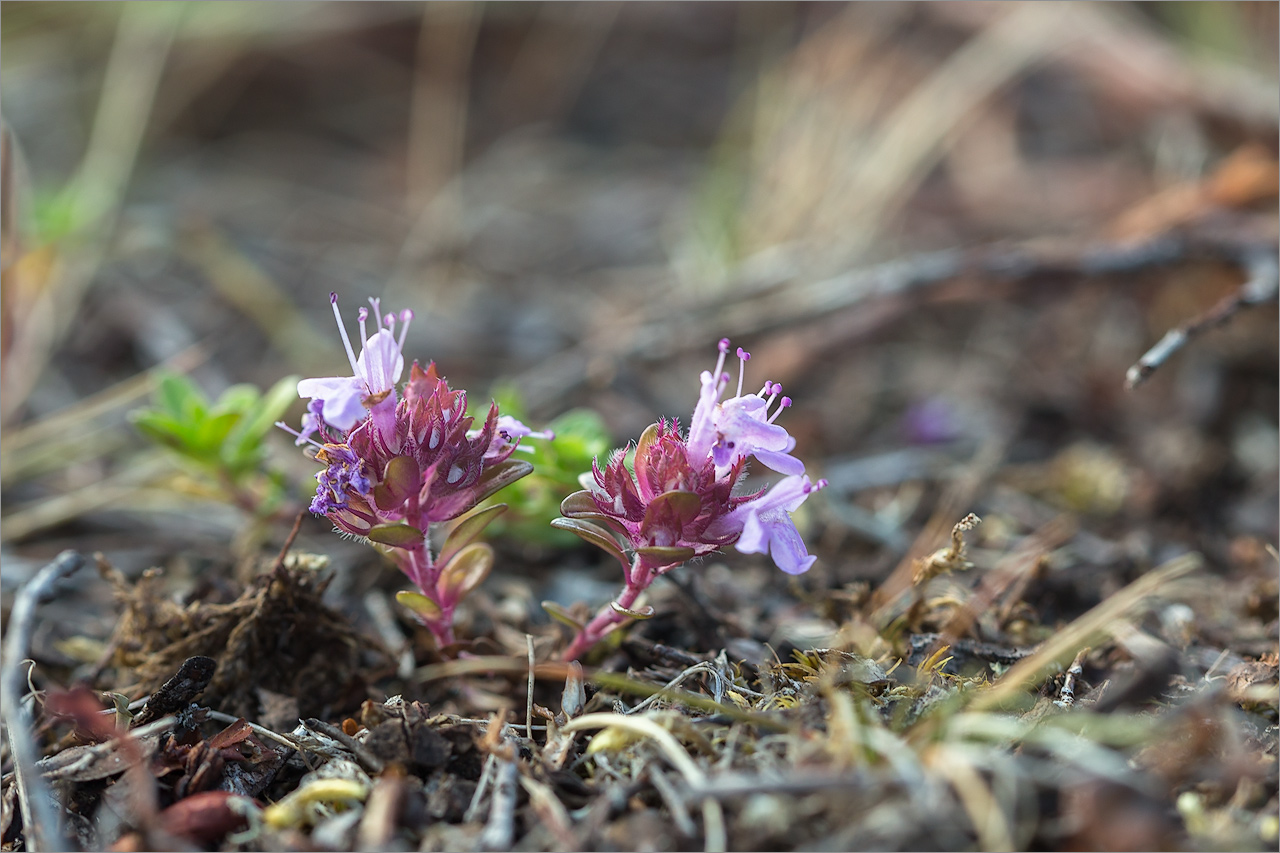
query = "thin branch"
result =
(478, 734, 520, 851)
(513, 232, 1204, 411)
(269, 509, 306, 577)
(203, 709, 306, 755)
(1126, 248, 1279, 388)
(1, 551, 85, 852)
(301, 718, 385, 775)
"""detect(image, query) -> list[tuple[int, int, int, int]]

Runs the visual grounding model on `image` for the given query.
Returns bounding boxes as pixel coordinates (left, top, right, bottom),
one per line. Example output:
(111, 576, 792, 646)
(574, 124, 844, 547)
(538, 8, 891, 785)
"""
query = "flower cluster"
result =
(282, 294, 547, 649)
(556, 339, 825, 660)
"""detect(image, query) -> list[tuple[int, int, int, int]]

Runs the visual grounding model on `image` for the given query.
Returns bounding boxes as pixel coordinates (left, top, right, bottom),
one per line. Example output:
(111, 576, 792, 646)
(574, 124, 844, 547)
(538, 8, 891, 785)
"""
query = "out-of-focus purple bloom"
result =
(903, 397, 961, 445)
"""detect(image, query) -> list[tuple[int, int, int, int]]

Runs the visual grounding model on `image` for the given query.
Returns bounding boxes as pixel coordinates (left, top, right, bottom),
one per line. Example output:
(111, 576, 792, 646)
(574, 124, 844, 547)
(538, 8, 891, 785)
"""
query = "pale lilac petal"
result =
(297, 375, 356, 399)
(762, 516, 817, 575)
(469, 415, 555, 462)
(298, 375, 367, 431)
(752, 447, 805, 475)
(321, 389, 368, 431)
(493, 415, 554, 441)
(355, 329, 405, 394)
(296, 400, 325, 445)
(734, 508, 816, 575)
(750, 474, 814, 515)
(706, 394, 798, 471)
(735, 507, 769, 553)
(723, 475, 824, 574)
(366, 394, 401, 451)
(685, 369, 723, 461)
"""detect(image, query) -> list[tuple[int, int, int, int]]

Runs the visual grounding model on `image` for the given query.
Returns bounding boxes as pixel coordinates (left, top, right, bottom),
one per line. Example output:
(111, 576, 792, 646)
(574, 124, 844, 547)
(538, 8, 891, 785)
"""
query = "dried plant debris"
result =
(101, 556, 393, 721)
(3, 4, 1278, 852)
(5, 559, 1280, 851)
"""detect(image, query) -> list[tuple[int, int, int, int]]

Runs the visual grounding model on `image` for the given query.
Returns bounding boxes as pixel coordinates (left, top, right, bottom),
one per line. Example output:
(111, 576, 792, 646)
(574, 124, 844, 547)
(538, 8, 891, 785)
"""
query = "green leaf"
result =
(438, 543, 494, 604)
(130, 410, 192, 451)
(560, 490, 610, 521)
(367, 523, 425, 548)
(373, 456, 420, 512)
(631, 422, 661, 484)
(438, 503, 508, 567)
(231, 375, 299, 443)
(396, 590, 442, 621)
(210, 383, 260, 416)
(635, 545, 696, 565)
(640, 490, 701, 538)
(541, 600, 585, 630)
(192, 410, 243, 456)
(474, 385, 614, 548)
(471, 458, 533, 504)
(609, 601, 655, 620)
(155, 372, 207, 420)
(550, 517, 629, 570)
(222, 375, 299, 468)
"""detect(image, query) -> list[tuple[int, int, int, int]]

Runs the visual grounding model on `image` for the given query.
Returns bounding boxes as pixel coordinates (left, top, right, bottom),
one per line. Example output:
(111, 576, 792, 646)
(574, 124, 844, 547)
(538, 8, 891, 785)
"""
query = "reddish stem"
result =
(402, 541, 458, 651)
(562, 556, 655, 661)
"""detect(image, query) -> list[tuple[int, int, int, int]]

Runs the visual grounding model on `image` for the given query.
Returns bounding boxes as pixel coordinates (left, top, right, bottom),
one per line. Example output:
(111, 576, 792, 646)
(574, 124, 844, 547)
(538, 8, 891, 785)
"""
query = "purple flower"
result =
(717, 474, 826, 575)
(686, 340, 803, 476)
(476, 415, 556, 464)
(309, 443, 373, 515)
(585, 418, 746, 571)
(297, 293, 412, 433)
(558, 337, 824, 660)
(279, 294, 548, 652)
(569, 338, 822, 577)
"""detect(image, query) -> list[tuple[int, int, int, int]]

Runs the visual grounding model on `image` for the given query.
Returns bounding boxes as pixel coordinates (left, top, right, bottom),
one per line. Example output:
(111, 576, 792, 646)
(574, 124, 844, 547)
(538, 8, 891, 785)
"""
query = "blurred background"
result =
(1, 1, 1276, 647)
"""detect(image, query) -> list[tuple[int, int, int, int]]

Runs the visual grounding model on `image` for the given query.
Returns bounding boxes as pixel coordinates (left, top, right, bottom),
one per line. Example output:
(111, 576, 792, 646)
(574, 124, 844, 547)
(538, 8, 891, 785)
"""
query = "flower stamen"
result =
(768, 396, 792, 424)
(330, 293, 360, 374)
(397, 309, 413, 351)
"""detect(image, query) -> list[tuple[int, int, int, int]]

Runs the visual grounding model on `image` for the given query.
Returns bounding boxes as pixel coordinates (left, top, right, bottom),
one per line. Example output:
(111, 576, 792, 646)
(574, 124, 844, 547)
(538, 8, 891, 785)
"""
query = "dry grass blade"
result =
(414, 655, 573, 684)
(519, 775, 578, 852)
(970, 553, 1203, 712)
(1, 3, 181, 424)
(589, 670, 789, 732)
(559, 713, 727, 853)
(836, 2, 1075, 259)
(926, 743, 1015, 851)
(0, 459, 171, 542)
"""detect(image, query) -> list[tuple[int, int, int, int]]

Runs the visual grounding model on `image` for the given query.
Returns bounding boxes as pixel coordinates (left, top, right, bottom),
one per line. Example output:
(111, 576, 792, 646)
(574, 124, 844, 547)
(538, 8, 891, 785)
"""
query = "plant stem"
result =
(426, 609, 457, 650)
(400, 541, 458, 651)
(562, 555, 650, 661)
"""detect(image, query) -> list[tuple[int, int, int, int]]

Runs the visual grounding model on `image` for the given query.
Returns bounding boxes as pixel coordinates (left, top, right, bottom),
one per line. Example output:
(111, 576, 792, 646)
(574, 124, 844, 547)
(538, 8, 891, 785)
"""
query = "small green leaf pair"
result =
(130, 371, 299, 515)
(485, 388, 612, 547)
(387, 503, 504, 627)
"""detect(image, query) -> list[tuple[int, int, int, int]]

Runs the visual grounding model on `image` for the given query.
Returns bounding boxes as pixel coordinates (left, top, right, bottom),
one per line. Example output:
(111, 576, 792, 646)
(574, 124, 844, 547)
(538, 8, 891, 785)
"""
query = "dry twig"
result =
(1, 550, 84, 852)
(1126, 247, 1279, 388)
